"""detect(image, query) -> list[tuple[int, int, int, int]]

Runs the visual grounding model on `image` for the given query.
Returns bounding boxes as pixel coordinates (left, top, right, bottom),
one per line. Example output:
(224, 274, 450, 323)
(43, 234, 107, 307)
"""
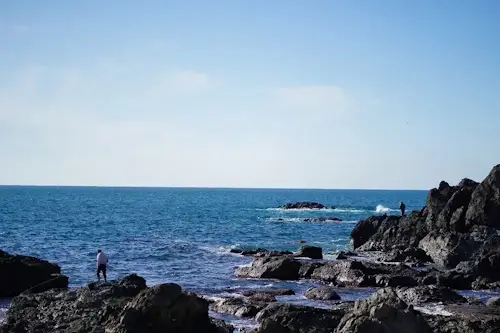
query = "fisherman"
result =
(96, 249, 108, 283)
(399, 201, 406, 217)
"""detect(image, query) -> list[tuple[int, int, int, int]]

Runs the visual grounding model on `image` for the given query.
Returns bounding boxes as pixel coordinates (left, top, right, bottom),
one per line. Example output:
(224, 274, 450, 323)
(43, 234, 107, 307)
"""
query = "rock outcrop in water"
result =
(303, 217, 343, 222)
(280, 202, 326, 209)
(0, 250, 69, 297)
(0, 274, 232, 333)
(350, 164, 500, 290)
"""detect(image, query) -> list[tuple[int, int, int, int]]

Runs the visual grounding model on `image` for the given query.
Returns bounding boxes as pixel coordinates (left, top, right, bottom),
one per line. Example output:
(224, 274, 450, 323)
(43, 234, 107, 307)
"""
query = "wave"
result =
(375, 205, 398, 213)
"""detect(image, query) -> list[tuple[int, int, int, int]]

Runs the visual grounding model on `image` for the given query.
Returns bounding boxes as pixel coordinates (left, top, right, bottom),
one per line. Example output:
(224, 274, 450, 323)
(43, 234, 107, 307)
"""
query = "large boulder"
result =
(255, 303, 347, 333)
(465, 165, 500, 230)
(235, 257, 301, 280)
(310, 260, 422, 288)
(418, 231, 478, 268)
(294, 245, 323, 259)
(334, 288, 432, 333)
(0, 274, 227, 333)
(304, 286, 341, 301)
(0, 250, 68, 297)
(310, 261, 375, 286)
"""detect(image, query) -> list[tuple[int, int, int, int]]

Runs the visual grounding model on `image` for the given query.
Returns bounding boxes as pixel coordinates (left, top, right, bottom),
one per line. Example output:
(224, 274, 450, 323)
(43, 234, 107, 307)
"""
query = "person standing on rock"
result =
(96, 249, 108, 283)
(399, 201, 406, 216)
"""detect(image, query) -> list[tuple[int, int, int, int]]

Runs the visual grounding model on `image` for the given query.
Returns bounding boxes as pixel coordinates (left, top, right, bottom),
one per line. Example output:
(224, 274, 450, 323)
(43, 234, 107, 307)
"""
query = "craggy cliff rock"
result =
(0, 250, 69, 297)
(350, 164, 500, 289)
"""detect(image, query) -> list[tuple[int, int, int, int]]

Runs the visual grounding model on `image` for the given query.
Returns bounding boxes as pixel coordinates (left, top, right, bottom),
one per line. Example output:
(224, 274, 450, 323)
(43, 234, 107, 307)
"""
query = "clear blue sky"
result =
(1, 1, 499, 189)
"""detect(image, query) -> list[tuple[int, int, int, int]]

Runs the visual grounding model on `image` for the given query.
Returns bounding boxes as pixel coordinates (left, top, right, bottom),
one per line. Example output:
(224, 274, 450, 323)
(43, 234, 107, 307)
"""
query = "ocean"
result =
(0, 186, 426, 327)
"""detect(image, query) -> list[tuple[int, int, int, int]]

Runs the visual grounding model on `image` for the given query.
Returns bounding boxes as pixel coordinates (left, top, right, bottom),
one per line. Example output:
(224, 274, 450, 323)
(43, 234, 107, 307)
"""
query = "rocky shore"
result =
(2, 164, 500, 332)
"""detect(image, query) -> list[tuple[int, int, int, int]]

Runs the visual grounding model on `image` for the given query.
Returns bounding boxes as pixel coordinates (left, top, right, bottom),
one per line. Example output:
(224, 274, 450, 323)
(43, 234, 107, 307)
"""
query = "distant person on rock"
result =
(399, 201, 406, 217)
(96, 249, 108, 283)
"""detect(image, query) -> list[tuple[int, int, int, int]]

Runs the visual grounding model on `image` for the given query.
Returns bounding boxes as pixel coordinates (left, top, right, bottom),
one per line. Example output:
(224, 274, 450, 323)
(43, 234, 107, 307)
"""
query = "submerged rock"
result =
(230, 248, 293, 257)
(0, 249, 69, 297)
(303, 217, 342, 222)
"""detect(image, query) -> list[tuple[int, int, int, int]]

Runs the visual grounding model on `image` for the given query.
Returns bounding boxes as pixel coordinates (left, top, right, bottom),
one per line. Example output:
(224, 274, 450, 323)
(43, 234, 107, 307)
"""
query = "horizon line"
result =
(0, 184, 429, 191)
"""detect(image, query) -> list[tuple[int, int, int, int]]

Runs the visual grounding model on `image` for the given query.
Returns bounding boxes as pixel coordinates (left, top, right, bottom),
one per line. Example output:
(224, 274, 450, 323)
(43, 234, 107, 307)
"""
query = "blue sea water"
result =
(0, 186, 426, 326)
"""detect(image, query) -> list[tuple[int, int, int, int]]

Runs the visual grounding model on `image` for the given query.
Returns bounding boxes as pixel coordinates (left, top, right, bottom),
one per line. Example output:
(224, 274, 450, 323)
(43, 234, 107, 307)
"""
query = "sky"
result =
(0, 1, 499, 189)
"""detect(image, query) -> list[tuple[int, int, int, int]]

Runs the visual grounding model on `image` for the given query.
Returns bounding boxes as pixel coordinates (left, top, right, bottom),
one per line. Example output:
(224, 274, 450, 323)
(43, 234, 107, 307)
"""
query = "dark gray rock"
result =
(241, 288, 295, 297)
(383, 247, 433, 264)
(418, 231, 479, 268)
(295, 245, 323, 259)
(334, 288, 432, 333)
(0, 250, 69, 297)
(255, 303, 346, 333)
(425, 304, 500, 333)
(0, 274, 227, 333)
(350, 215, 392, 249)
(465, 165, 500, 230)
(280, 202, 326, 209)
(211, 298, 266, 318)
(303, 217, 342, 222)
(230, 248, 293, 257)
(396, 285, 467, 304)
(235, 256, 301, 280)
(304, 286, 341, 300)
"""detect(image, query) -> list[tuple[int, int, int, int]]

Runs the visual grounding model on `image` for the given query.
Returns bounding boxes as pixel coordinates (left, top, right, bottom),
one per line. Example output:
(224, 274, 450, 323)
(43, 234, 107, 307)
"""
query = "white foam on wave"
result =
(198, 244, 243, 256)
(267, 217, 304, 223)
(375, 204, 398, 213)
(264, 205, 398, 214)
(333, 208, 366, 213)
(229, 283, 275, 290)
(266, 217, 359, 224)
(414, 305, 454, 316)
(265, 207, 339, 212)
